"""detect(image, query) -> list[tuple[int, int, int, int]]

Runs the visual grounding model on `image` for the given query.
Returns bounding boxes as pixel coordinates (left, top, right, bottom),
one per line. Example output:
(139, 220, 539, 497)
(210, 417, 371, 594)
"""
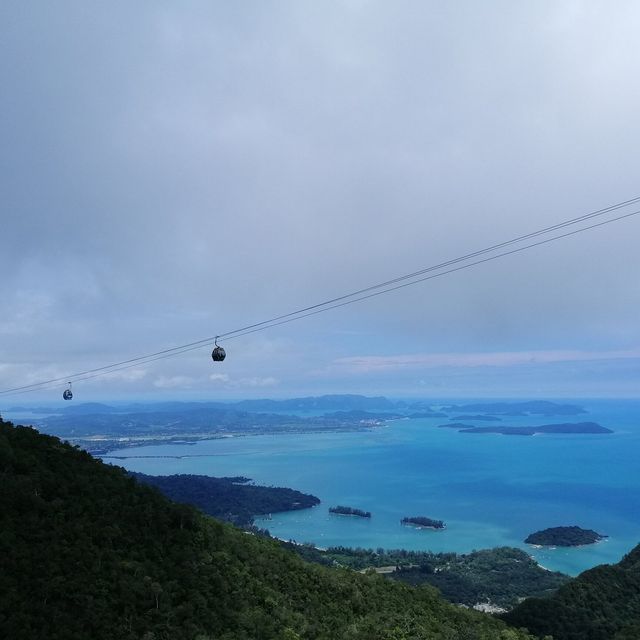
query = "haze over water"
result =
(107, 399, 640, 576)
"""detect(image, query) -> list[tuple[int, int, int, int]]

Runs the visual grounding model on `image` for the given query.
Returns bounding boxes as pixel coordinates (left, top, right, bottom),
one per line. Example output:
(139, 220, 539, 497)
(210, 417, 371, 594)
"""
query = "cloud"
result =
(209, 373, 230, 384)
(101, 369, 148, 383)
(153, 375, 194, 389)
(237, 376, 279, 388)
(2, 2, 640, 399)
(0, 291, 54, 336)
(209, 373, 278, 388)
(333, 349, 640, 373)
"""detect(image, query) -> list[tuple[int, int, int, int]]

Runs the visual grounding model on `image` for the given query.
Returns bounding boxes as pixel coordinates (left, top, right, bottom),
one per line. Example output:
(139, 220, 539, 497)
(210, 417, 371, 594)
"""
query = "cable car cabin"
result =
(211, 346, 226, 362)
(63, 389, 73, 400)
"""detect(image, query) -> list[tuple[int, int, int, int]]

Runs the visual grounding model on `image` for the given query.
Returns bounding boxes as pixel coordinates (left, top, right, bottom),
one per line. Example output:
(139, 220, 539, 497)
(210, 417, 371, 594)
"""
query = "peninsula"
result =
(133, 473, 320, 526)
(401, 516, 445, 529)
(329, 505, 371, 518)
(525, 526, 607, 547)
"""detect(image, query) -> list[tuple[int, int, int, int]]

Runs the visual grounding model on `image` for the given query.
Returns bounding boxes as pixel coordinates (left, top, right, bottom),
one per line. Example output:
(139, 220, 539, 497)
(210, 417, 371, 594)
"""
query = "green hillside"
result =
(503, 544, 640, 640)
(0, 417, 532, 640)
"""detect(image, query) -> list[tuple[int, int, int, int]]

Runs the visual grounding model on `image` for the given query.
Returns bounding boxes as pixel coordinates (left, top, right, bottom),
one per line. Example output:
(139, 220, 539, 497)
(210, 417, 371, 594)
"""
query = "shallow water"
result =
(105, 399, 640, 576)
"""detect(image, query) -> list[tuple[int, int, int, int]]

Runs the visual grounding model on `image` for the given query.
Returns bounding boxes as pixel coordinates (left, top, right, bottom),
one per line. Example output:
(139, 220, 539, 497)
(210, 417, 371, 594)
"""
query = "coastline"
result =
(97, 399, 640, 577)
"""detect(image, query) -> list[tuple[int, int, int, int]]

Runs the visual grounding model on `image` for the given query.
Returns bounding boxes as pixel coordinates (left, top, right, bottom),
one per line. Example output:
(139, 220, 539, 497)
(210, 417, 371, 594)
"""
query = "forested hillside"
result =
(288, 545, 568, 609)
(503, 544, 640, 640)
(0, 417, 532, 640)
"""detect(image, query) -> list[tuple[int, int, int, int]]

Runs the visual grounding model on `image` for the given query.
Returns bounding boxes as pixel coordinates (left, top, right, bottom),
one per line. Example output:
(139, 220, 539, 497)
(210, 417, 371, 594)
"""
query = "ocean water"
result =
(105, 399, 640, 576)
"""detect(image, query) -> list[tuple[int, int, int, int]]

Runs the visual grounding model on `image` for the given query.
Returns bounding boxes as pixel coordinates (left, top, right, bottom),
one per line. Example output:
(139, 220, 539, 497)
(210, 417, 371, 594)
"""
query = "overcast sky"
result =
(2, 1, 640, 403)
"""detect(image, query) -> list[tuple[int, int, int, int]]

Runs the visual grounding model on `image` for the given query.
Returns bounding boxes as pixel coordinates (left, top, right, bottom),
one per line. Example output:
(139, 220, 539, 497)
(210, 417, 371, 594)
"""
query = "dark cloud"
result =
(2, 1, 640, 399)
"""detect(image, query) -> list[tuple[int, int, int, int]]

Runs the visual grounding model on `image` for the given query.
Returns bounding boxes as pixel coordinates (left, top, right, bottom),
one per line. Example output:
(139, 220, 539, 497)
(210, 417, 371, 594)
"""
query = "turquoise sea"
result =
(105, 399, 640, 576)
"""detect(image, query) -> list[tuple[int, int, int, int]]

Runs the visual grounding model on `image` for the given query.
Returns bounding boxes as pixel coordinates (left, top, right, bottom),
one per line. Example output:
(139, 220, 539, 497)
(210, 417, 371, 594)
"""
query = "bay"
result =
(105, 398, 640, 576)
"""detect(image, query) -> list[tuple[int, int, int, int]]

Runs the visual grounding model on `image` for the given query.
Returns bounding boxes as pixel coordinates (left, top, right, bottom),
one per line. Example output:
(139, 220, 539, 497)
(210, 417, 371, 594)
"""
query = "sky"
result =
(2, 1, 640, 403)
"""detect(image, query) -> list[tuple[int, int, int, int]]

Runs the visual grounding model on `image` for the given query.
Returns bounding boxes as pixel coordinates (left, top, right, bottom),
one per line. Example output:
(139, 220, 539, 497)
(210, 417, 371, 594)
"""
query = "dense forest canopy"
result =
(290, 546, 569, 609)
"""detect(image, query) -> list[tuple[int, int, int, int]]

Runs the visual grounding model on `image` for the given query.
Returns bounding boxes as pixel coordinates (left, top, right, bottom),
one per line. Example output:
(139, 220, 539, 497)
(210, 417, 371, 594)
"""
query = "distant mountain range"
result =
(10, 394, 587, 419)
(10, 394, 399, 415)
(5, 395, 594, 454)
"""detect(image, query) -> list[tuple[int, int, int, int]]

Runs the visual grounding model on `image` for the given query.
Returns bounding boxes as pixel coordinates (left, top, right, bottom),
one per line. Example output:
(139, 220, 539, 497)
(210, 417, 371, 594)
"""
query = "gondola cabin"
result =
(211, 345, 226, 362)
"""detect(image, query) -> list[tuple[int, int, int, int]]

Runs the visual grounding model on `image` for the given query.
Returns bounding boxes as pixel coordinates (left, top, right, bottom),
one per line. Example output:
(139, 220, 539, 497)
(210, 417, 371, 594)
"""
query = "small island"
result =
(407, 411, 448, 419)
(525, 526, 607, 547)
(329, 505, 371, 518)
(401, 516, 445, 529)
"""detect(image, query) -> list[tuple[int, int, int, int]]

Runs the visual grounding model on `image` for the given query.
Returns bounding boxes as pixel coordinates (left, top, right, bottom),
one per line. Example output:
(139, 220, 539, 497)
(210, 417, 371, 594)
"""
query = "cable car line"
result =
(205, 206, 640, 341)
(213, 195, 640, 342)
(1, 197, 639, 397)
(3, 201, 639, 396)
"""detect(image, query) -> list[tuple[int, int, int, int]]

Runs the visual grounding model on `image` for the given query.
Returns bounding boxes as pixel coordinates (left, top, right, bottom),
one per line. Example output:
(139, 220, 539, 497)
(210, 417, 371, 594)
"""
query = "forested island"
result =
(401, 516, 445, 529)
(132, 473, 320, 526)
(438, 422, 613, 436)
(525, 526, 607, 547)
(329, 505, 371, 518)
